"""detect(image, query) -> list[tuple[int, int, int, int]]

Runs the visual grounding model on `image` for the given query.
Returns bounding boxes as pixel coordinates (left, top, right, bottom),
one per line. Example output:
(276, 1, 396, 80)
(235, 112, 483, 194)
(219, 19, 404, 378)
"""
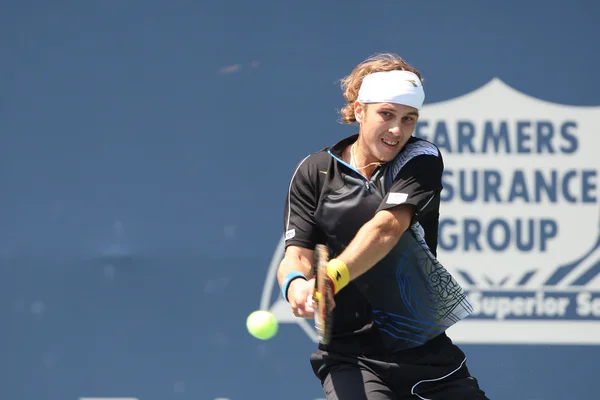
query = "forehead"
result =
(371, 102, 418, 114)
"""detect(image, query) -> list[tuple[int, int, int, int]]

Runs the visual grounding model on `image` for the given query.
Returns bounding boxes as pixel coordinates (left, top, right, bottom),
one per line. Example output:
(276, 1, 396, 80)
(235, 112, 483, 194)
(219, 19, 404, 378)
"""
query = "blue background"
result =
(1, 1, 598, 399)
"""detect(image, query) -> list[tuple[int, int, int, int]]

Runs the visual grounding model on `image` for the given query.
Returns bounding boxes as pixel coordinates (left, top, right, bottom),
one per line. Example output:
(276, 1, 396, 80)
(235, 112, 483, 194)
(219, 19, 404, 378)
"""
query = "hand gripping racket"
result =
(312, 244, 334, 345)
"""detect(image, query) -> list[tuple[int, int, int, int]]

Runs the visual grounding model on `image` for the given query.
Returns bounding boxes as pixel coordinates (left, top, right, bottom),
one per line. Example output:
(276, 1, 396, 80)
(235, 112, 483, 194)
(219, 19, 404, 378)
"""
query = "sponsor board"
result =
(261, 78, 600, 345)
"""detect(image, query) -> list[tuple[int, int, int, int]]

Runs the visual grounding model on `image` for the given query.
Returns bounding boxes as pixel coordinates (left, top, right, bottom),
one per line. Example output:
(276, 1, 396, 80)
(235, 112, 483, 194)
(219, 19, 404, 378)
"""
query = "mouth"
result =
(381, 138, 400, 149)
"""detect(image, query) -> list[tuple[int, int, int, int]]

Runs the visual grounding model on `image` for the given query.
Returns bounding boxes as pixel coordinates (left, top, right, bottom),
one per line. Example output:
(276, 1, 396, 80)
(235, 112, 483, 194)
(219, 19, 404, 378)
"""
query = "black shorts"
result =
(309, 333, 488, 400)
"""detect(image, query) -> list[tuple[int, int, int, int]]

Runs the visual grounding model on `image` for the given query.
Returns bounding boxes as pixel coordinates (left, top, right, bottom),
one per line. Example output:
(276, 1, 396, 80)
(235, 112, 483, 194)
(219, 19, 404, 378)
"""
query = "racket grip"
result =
(312, 292, 321, 302)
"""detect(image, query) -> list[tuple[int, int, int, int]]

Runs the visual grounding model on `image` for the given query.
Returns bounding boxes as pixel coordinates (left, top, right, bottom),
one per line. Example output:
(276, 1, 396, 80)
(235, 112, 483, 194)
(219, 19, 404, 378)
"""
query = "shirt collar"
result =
(328, 134, 358, 158)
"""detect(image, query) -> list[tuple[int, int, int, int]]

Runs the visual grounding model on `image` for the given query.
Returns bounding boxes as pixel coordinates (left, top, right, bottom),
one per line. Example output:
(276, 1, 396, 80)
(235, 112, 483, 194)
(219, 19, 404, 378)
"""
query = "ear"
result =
(354, 101, 366, 123)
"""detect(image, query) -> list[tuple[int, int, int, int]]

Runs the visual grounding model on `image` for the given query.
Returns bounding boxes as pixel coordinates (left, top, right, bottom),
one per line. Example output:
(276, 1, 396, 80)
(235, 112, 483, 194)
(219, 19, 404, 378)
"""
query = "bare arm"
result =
(327, 151, 444, 293)
(277, 245, 317, 317)
(327, 205, 415, 291)
(277, 245, 314, 288)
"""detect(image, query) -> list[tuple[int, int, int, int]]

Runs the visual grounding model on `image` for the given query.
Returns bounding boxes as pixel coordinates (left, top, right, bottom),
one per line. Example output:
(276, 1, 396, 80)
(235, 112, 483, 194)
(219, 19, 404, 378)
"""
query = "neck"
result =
(349, 141, 381, 179)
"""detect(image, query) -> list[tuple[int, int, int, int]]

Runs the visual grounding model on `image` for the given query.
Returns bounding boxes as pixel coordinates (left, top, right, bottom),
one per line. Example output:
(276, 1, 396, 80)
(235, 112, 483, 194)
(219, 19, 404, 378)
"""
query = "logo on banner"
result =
(260, 78, 600, 345)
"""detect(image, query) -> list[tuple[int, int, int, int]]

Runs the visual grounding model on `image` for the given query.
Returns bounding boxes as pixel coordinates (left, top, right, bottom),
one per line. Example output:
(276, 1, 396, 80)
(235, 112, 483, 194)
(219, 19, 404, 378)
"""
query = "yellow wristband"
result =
(326, 259, 350, 294)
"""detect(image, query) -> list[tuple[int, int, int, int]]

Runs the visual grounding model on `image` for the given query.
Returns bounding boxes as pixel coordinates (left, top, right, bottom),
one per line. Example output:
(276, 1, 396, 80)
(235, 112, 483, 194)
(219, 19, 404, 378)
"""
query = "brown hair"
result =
(339, 53, 423, 124)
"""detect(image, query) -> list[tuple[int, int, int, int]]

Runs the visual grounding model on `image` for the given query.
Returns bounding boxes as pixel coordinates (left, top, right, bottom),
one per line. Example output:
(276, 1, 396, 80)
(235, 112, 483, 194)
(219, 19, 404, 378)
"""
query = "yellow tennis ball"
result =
(246, 310, 278, 340)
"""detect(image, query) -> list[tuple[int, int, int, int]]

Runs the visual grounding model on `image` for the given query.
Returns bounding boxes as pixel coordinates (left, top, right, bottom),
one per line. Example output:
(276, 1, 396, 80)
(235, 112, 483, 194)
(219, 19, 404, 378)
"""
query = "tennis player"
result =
(277, 53, 489, 400)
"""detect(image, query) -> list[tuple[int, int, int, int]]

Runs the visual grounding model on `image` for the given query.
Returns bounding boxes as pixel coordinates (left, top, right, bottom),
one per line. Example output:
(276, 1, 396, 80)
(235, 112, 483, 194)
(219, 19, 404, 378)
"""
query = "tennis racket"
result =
(312, 244, 334, 345)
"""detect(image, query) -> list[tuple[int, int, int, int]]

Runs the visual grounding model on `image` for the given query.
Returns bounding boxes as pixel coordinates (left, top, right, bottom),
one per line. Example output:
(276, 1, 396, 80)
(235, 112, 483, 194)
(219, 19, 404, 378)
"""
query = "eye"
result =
(379, 111, 393, 118)
(403, 116, 416, 123)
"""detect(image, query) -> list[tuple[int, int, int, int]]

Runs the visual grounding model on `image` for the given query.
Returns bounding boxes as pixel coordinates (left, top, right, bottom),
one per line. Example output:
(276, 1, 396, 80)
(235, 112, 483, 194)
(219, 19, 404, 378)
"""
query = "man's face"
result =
(354, 102, 419, 162)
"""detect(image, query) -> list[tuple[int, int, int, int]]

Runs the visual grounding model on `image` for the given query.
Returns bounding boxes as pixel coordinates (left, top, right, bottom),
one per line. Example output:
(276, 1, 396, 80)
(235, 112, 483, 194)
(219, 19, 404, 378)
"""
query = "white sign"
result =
(261, 78, 600, 345)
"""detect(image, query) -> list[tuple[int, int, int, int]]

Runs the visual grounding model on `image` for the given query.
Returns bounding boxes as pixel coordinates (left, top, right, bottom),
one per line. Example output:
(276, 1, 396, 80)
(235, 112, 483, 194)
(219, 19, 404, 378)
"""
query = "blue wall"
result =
(1, 1, 599, 399)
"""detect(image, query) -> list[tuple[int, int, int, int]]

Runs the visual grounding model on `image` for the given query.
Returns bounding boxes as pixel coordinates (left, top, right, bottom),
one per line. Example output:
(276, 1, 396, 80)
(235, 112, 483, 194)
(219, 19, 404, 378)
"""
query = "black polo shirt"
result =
(283, 134, 473, 355)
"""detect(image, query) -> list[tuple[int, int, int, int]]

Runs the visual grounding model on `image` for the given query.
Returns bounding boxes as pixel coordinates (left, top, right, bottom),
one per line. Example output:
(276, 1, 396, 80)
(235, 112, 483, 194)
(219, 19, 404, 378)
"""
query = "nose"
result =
(388, 125, 402, 136)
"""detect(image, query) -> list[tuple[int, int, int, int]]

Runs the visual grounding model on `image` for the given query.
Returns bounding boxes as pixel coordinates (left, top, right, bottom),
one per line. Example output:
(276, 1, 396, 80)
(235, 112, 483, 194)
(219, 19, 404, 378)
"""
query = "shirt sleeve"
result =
(377, 154, 443, 223)
(283, 156, 319, 250)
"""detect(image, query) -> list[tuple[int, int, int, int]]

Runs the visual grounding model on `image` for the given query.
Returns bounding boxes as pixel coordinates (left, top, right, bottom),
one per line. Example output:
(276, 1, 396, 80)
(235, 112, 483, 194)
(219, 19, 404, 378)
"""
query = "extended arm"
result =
(326, 151, 443, 294)
(277, 245, 313, 291)
(335, 205, 415, 281)
(276, 155, 324, 316)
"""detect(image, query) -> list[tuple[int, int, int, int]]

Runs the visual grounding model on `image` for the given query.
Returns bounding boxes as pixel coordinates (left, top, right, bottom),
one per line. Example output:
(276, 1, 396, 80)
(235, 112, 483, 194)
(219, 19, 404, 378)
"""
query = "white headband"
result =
(357, 70, 425, 110)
